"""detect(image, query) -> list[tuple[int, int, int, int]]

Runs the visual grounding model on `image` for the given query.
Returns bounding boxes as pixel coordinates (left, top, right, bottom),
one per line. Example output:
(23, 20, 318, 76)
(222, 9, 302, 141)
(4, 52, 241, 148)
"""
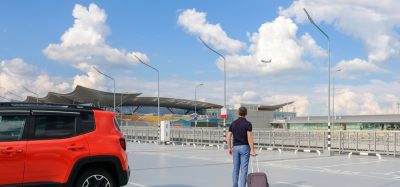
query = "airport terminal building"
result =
(22, 85, 295, 129)
(21, 85, 400, 131)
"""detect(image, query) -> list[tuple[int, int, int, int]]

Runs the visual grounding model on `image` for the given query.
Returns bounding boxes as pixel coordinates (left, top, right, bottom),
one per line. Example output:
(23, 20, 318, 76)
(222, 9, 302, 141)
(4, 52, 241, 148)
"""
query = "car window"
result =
(33, 115, 76, 139)
(78, 112, 95, 134)
(114, 117, 121, 132)
(0, 115, 26, 141)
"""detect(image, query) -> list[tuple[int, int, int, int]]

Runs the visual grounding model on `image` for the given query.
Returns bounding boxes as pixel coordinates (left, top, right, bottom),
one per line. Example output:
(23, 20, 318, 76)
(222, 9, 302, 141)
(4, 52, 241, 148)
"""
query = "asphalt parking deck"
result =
(125, 142, 400, 187)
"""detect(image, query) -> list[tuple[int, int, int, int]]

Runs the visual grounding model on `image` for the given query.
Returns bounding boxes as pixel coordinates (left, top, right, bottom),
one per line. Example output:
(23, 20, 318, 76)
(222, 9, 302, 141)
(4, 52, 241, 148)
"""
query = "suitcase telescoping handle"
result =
(250, 155, 260, 173)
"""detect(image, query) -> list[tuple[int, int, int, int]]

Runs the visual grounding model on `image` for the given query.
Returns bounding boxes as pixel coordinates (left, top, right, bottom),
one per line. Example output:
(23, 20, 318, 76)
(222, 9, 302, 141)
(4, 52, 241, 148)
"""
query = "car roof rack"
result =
(0, 102, 103, 110)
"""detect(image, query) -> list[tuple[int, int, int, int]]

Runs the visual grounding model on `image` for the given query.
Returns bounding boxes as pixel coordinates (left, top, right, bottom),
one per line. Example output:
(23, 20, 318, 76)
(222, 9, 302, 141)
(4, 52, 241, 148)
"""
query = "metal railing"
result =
(122, 126, 400, 157)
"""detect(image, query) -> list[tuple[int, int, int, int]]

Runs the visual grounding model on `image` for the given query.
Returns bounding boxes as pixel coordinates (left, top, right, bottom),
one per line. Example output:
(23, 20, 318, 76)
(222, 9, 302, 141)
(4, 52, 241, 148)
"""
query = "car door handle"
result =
(66, 145, 85, 151)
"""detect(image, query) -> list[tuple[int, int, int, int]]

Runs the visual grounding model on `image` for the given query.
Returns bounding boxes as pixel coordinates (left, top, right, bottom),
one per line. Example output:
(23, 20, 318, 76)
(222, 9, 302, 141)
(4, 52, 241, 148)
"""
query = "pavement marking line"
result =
(276, 181, 314, 187)
(128, 182, 148, 187)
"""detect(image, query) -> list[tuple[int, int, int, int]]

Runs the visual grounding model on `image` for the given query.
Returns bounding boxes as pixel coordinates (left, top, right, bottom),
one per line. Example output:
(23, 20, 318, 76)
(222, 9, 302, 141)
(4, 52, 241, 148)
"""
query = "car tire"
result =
(75, 168, 117, 187)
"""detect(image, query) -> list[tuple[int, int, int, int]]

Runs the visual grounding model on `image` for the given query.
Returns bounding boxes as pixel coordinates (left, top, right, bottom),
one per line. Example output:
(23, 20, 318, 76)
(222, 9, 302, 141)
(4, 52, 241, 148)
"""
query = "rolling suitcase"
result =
(247, 156, 269, 187)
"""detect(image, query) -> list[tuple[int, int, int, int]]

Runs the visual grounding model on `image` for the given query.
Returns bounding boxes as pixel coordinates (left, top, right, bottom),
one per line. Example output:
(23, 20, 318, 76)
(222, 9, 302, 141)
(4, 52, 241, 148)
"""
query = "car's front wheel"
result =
(75, 168, 117, 187)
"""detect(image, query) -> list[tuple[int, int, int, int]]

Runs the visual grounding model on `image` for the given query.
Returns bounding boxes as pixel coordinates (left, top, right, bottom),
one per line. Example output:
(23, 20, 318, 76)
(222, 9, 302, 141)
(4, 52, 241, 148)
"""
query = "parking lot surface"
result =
(125, 142, 400, 187)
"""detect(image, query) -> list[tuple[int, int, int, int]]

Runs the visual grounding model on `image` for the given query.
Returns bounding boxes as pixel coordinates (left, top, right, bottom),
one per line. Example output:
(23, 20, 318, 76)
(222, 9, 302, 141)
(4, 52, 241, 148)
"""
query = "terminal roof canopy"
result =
(23, 85, 222, 110)
(25, 85, 141, 107)
(258, 101, 295, 111)
(127, 97, 222, 110)
(23, 85, 292, 111)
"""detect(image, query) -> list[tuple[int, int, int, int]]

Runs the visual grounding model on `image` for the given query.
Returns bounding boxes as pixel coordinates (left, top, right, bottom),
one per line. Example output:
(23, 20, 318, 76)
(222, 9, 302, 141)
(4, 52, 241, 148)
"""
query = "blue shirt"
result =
(229, 117, 252, 146)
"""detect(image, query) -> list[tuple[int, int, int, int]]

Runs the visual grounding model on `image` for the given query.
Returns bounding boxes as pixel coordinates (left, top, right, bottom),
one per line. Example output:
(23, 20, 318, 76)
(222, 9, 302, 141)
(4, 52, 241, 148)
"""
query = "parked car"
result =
(0, 102, 130, 187)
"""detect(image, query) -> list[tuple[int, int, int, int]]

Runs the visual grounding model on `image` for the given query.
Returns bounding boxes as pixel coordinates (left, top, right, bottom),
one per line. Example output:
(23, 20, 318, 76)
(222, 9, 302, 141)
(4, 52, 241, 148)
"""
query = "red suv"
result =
(0, 103, 130, 187)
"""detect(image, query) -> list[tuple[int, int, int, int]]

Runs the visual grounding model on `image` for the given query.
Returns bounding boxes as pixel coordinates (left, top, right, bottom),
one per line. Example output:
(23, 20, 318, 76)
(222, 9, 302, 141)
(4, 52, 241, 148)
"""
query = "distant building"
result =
(202, 103, 296, 129)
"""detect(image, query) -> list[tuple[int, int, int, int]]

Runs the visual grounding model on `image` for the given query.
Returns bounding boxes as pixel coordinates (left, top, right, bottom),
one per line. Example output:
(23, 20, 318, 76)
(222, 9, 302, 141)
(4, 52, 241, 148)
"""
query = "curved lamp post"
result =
(93, 67, 115, 112)
(199, 37, 228, 143)
(134, 55, 160, 142)
(332, 68, 342, 120)
(194, 83, 204, 128)
(332, 68, 342, 131)
(304, 8, 332, 153)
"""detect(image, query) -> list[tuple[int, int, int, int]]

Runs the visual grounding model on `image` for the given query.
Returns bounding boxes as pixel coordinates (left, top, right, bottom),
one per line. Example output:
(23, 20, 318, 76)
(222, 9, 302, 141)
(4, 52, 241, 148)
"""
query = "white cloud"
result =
(280, 0, 400, 63)
(43, 3, 149, 71)
(334, 81, 400, 115)
(230, 91, 262, 104)
(0, 58, 70, 100)
(335, 89, 383, 115)
(179, 12, 326, 76)
(300, 33, 327, 58)
(177, 8, 245, 54)
(72, 66, 106, 90)
(227, 16, 318, 76)
(334, 58, 388, 80)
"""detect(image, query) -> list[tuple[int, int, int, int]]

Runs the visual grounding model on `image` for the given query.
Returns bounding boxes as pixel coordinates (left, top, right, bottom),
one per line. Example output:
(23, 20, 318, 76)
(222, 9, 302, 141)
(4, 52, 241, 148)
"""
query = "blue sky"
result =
(1, 0, 400, 116)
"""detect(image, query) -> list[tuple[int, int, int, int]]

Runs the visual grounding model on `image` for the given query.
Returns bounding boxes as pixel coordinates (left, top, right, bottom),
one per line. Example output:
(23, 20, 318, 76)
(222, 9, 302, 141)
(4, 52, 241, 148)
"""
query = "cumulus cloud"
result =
(280, 0, 400, 63)
(72, 65, 106, 90)
(331, 80, 400, 115)
(43, 3, 149, 71)
(300, 33, 327, 58)
(334, 58, 388, 80)
(0, 58, 70, 100)
(178, 10, 326, 76)
(230, 91, 262, 104)
(178, 9, 245, 54)
(226, 16, 319, 76)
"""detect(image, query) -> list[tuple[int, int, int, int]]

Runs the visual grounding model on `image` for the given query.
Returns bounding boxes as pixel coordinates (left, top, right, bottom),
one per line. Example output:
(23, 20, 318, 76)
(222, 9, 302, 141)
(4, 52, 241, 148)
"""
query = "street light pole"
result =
(93, 67, 115, 112)
(134, 55, 160, 142)
(117, 92, 129, 126)
(397, 102, 400, 114)
(23, 86, 39, 103)
(332, 68, 342, 131)
(120, 93, 124, 125)
(332, 69, 342, 123)
(304, 8, 332, 154)
(199, 37, 228, 145)
(194, 83, 204, 128)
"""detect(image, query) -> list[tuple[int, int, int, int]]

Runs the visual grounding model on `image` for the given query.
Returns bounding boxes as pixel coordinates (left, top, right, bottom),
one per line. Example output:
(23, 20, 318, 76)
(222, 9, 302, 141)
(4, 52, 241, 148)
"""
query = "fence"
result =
(122, 126, 400, 157)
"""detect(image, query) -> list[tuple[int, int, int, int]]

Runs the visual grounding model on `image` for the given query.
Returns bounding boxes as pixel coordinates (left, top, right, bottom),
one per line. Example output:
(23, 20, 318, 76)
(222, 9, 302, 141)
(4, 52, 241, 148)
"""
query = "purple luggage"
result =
(247, 156, 269, 187)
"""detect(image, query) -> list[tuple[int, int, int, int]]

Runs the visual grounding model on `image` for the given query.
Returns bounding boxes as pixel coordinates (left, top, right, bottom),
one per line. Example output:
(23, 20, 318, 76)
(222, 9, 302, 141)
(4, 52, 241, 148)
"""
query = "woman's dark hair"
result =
(238, 106, 247, 117)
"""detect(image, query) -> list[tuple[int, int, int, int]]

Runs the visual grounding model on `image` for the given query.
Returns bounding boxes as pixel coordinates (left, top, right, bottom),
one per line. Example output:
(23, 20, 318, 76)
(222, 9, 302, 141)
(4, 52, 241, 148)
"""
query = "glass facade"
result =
(274, 111, 296, 120)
